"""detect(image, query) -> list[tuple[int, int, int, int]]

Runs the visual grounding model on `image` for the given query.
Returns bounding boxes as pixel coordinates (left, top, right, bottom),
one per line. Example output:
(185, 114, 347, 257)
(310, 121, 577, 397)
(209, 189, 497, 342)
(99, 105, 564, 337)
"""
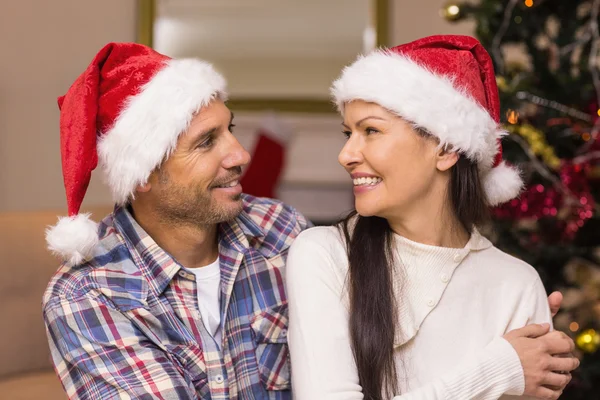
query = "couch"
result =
(0, 206, 111, 399)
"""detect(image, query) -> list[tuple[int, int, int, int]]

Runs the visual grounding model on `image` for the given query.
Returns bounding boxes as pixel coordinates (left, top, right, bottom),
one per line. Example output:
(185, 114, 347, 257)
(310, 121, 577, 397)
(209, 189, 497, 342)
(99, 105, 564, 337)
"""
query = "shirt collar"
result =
(466, 228, 493, 251)
(112, 204, 266, 296)
(390, 226, 492, 347)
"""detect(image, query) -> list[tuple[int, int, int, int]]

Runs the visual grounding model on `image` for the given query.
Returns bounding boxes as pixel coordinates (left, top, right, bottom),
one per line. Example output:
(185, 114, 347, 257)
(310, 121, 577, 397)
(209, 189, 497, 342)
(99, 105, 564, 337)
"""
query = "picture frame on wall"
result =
(136, 0, 389, 113)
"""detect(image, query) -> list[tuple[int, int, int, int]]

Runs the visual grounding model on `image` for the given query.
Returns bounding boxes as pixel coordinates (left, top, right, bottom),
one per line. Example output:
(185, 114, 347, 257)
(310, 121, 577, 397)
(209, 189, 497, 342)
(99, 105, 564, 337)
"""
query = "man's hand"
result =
(548, 291, 563, 317)
(504, 324, 578, 400)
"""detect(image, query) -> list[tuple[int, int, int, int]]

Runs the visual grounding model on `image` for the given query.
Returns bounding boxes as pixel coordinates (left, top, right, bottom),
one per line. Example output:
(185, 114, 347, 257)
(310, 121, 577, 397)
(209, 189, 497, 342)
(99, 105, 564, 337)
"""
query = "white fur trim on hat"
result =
(331, 50, 501, 173)
(98, 58, 227, 205)
(46, 213, 99, 267)
(482, 161, 524, 206)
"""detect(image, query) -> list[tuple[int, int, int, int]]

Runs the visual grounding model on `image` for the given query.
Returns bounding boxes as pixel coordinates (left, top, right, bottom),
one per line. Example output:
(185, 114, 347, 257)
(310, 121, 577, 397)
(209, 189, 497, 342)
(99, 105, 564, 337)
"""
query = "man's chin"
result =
(214, 196, 244, 222)
(216, 192, 243, 205)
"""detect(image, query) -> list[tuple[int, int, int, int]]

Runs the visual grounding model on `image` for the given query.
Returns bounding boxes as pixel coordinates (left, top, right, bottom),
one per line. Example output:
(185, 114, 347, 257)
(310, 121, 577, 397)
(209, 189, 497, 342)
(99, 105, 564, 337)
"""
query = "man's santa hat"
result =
(46, 42, 227, 266)
(331, 34, 523, 206)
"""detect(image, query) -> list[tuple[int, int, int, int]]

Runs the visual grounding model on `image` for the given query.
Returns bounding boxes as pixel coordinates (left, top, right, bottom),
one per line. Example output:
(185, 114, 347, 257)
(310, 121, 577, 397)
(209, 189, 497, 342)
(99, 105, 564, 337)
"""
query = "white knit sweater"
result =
(286, 226, 552, 399)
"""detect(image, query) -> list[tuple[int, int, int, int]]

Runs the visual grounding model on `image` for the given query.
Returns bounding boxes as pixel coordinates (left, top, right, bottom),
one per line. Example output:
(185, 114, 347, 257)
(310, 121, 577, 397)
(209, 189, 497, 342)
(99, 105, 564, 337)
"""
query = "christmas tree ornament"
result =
(576, 329, 600, 353)
(440, 2, 463, 22)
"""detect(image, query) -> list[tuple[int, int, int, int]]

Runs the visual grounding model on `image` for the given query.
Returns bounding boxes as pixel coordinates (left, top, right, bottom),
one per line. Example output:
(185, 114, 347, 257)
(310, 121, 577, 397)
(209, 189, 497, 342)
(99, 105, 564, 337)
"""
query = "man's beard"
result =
(154, 169, 243, 227)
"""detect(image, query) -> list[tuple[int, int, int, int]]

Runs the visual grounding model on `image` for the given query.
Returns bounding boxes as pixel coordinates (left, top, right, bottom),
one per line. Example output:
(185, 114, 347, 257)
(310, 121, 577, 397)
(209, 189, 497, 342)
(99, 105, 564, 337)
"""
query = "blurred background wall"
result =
(0, 0, 473, 221)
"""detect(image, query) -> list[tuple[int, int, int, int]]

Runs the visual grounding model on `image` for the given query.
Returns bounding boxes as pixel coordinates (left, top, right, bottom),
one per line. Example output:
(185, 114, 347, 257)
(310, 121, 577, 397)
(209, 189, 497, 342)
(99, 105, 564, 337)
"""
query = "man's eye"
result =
(198, 136, 214, 148)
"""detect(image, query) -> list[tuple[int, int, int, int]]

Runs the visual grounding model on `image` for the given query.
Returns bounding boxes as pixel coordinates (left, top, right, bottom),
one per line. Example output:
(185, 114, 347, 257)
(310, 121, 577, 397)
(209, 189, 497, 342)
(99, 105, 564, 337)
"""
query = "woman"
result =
(286, 35, 578, 399)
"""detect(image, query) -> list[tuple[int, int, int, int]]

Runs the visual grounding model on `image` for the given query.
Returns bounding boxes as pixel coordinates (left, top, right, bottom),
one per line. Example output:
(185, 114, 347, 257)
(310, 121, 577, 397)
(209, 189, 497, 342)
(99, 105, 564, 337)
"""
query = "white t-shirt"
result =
(189, 258, 222, 346)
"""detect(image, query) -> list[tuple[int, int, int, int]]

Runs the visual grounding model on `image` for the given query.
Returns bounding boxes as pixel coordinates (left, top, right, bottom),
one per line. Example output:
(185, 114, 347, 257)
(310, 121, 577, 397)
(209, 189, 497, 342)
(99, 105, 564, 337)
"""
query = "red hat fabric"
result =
(46, 42, 227, 266)
(331, 35, 523, 206)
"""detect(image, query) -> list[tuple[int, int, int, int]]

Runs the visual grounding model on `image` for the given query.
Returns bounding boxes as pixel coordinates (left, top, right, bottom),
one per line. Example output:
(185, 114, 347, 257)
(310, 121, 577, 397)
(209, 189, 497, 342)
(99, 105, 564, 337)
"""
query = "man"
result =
(43, 43, 575, 399)
(44, 42, 307, 399)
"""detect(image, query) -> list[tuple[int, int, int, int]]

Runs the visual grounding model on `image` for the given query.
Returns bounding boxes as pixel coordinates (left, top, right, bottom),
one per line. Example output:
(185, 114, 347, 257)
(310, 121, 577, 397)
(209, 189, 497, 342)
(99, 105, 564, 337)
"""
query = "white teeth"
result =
(352, 177, 382, 186)
(217, 180, 239, 188)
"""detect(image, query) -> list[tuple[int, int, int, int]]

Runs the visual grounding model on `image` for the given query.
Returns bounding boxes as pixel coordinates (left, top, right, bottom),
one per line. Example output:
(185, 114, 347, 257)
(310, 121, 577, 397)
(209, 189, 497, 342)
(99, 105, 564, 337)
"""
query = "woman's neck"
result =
(386, 199, 470, 249)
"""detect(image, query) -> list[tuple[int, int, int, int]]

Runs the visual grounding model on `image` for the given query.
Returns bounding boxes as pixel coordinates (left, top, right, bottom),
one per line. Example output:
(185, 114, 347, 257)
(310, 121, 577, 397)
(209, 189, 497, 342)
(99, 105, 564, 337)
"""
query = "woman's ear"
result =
(436, 145, 459, 172)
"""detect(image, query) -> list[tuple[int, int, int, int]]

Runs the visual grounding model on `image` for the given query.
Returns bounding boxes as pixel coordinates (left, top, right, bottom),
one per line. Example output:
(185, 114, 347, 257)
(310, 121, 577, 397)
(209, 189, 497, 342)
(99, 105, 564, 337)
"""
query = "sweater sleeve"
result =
(287, 229, 363, 399)
(500, 276, 554, 398)
(505, 276, 553, 331)
(286, 228, 525, 400)
(392, 337, 523, 399)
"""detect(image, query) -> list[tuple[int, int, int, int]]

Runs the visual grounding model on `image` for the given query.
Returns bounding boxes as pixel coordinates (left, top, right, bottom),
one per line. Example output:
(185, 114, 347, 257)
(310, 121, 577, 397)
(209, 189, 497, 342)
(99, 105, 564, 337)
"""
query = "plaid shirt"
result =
(43, 195, 310, 399)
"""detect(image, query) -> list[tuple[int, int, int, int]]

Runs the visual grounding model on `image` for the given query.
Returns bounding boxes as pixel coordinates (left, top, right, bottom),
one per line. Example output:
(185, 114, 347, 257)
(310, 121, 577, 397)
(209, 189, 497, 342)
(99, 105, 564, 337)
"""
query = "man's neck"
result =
(129, 205, 219, 270)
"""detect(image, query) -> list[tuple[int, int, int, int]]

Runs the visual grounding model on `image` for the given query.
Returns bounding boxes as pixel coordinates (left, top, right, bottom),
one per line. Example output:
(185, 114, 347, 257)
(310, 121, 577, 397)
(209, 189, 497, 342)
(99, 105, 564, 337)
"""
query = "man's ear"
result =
(136, 181, 152, 193)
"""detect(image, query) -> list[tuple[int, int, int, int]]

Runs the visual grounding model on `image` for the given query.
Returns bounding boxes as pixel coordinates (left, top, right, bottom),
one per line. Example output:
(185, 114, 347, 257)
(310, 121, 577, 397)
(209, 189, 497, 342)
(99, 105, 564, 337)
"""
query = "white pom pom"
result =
(45, 213, 99, 267)
(483, 161, 524, 206)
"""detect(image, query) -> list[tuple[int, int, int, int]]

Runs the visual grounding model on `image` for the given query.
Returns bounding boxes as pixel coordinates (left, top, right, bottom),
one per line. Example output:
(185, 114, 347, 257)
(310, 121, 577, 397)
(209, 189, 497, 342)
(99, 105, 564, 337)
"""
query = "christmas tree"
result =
(441, 0, 600, 397)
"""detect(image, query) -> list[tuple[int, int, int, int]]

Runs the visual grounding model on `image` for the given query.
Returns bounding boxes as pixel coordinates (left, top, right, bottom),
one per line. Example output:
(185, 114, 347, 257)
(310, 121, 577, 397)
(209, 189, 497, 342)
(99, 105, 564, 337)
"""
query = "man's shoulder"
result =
(241, 194, 310, 233)
(239, 194, 312, 255)
(241, 194, 300, 219)
(43, 214, 147, 311)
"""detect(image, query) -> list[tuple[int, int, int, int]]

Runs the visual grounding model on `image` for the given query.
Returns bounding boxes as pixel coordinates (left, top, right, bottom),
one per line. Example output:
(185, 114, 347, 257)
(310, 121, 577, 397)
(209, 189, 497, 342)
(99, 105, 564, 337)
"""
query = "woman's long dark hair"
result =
(338, 148, 490, 399)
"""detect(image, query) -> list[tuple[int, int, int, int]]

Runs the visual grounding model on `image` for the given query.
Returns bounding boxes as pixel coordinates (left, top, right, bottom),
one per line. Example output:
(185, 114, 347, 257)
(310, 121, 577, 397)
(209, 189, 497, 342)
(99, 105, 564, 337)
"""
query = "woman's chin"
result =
(355, 204, 378, 218)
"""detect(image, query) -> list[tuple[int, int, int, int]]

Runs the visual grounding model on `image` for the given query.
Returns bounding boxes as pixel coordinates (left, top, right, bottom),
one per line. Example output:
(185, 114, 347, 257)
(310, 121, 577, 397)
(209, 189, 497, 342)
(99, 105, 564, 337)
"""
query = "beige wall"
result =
(0, 0, 136, 212)
(390, 0, 475, 45)
(0, 0, 475, 214)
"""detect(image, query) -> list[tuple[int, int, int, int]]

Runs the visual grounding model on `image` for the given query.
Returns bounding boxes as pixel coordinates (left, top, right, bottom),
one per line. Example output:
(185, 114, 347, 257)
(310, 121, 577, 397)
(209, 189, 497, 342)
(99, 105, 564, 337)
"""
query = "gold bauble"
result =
(576, 329, 600, 353)
(496, 76, 509, 92)
(440, 2, 462, 22)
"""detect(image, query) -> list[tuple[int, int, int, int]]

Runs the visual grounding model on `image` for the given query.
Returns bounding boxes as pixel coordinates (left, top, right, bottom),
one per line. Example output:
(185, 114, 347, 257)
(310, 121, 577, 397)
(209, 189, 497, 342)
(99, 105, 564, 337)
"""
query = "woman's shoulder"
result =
(291, 225, 347, 254)
(476, 244, 542, 286)
(287, 225, 350, 275)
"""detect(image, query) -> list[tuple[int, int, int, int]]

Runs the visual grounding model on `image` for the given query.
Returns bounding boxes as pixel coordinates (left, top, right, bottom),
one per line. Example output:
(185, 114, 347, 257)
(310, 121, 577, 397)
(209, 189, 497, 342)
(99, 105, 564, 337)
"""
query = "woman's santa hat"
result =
(46, 42, 227, 266)
(331, 34, 523, 206)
